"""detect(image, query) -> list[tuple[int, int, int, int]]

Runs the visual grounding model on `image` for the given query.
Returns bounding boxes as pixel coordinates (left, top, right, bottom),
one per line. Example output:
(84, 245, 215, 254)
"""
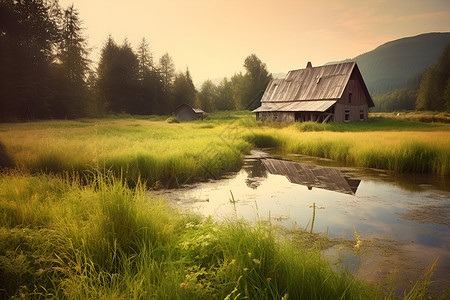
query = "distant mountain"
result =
(331, 32, 450, 94)
(199, 33, 450, 94)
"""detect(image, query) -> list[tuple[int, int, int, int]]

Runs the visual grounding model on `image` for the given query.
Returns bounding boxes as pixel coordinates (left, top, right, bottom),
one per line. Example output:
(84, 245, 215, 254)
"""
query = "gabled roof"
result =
(261, 158, 360, 195)
(174, 103, 204, 114)
(256, 62, 374, 111)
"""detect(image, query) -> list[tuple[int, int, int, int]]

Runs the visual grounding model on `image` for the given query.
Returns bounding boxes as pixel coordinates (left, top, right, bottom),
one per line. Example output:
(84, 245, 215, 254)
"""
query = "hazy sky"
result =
(59, 0, 450, 84)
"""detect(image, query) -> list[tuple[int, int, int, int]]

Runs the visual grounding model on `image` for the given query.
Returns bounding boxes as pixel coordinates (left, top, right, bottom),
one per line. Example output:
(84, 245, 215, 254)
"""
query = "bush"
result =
(166, 116, 180, 123)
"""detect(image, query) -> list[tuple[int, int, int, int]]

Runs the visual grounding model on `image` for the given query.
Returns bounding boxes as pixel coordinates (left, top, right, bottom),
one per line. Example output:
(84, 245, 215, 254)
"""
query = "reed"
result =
(246, 127, 450, 175)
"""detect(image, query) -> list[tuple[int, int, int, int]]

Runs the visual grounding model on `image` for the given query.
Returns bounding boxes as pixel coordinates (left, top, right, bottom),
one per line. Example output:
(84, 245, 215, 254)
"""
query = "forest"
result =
(0, 0, 272, 121)
(1, 0, 449, 121)
(371, 43, 450, 113)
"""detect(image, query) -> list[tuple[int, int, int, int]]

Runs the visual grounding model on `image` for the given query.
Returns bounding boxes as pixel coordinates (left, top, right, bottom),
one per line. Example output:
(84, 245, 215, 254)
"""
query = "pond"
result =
(150, 150, 450, 295)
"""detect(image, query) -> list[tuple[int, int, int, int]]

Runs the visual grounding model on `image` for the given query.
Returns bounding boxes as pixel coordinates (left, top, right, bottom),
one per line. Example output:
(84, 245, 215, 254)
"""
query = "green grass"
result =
(1, 112, 449, 183)
(244, 123, 450, 175)
(1, 171, 436, 299)
(0, 118, 252, 187)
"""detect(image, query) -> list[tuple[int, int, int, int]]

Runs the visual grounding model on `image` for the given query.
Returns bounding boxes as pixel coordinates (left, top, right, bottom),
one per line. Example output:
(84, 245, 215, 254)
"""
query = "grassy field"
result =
(0, 111, 448, 298)
(0, 113, 254, 188)
(243, 115, 450, 176)
(1, 111, 449, 184)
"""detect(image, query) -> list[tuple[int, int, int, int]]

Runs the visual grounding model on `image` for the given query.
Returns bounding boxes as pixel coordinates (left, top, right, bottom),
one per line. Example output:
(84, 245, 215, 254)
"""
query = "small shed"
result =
(174, 103, 204, 121)
(253, 62, 374, 123)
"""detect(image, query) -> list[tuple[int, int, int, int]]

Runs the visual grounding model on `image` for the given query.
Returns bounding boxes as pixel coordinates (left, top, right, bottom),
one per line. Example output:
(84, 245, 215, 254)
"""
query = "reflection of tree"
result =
(243, 159, 268, 189)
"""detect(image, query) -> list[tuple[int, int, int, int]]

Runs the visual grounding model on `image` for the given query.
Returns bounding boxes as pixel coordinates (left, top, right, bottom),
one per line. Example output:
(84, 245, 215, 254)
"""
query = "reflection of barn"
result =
(174, 103, 204, 121)
(261, 158, 360, 195)
(253, 62, 374, 123)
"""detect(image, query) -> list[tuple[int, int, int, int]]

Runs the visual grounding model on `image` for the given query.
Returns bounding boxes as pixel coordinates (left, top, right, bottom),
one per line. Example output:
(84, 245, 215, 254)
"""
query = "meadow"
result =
(1, 111, 449, 186)
(1, 111, 449, 298)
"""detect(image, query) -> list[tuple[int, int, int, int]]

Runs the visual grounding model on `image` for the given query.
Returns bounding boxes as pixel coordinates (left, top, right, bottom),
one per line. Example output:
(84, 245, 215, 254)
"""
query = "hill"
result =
(200, 33, 450, 95)
(340, 32, 450, 94)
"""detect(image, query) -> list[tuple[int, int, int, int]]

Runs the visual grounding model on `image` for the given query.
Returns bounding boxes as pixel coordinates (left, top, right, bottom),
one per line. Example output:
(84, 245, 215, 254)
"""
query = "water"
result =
(150, 150, 450, 293)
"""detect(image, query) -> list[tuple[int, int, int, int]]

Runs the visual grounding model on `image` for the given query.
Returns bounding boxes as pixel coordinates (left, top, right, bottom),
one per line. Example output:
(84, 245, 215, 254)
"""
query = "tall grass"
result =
(0, 119, 252, 187)
(2, 171, 438, 299)
(244, 127, 450, 175)
(1, 114, 449, 183)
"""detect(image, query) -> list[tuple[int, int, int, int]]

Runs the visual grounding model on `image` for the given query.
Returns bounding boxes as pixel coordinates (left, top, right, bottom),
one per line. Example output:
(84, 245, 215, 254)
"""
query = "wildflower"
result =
(267, 278, 272, 281)
(248, 252, 252, 257)
(252, 258, 261, 265)
(243, 268, 249, 272)
(180, 282, 189, 289)
(230, 259, 236, 265)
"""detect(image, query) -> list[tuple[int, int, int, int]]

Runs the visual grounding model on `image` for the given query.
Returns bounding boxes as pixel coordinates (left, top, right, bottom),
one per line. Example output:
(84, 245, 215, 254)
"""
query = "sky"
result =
(58, 0, 450, 84)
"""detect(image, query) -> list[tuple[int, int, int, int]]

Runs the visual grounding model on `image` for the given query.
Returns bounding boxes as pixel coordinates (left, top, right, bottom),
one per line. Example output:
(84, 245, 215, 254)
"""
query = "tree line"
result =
(372, 43, 450, 113)
(0, 0, 272, 121)
(415, 43, 450, 112)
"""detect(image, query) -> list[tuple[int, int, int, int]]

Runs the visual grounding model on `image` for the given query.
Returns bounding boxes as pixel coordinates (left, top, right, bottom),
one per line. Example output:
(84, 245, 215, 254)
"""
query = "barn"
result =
(174, 103, 204, 121)
(253, 62, 374, 123)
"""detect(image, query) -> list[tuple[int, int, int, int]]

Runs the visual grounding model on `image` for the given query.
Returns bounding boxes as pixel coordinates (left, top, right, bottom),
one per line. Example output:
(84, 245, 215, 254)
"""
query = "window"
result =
(348, 92, 352, 103)
(345, 109, 350, 122)
(360, 110, 364, 121)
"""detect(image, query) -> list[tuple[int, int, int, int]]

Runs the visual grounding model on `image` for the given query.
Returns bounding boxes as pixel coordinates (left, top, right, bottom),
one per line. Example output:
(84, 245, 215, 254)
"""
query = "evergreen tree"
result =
(0, 0, 61, 120)
(137, 37, 153, 78)
(96, 36, 119, 113)
(416, 43, 450, 111)
(96, 37, 140, 114)
(159, 52, 175, 92)
(172, 68, 197, 109)
(158, 52, 175, 113)
(55, 4, 90, 118)
(136, 38, 163, 114)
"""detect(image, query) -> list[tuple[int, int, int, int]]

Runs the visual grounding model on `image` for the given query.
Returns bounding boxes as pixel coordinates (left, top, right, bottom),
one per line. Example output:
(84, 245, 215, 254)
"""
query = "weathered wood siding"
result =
(176, 106, 199, 121)
(259, 112, 295, 122)
(334, 71, 369, 122)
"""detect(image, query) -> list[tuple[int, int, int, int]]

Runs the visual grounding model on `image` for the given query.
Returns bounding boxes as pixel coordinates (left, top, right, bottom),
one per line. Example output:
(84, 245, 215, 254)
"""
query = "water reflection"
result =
(242, 158, 268, 189)
(151, 150, 450, 293)
(261, 158, 360, 195)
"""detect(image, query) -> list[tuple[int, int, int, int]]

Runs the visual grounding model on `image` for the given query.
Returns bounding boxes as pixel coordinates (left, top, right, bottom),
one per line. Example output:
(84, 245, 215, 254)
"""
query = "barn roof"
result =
(261, 158, 360, 195)
(254, 62, 373, 112)
(175, 103, 204, 114)
(253, 100, 337, 113)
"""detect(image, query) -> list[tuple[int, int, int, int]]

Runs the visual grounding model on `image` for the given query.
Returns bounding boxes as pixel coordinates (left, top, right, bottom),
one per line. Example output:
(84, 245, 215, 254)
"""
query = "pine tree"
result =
(137, 37, 153, 79)
(159, 53, 175, 93)
(0, 0, 60, 120)
(416, 43, 450, 111)
(96, 35, 119, 113)
(56, 4, 90, 117)
(172, 68, 197, 109)
(136, 37, 164, 114)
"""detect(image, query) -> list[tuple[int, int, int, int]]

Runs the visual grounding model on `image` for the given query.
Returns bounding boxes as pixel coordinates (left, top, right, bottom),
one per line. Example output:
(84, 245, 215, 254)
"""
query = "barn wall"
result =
(334, 71, 370, 122)
(176, 107, 197, 121)
(260, 112, 295, 122)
